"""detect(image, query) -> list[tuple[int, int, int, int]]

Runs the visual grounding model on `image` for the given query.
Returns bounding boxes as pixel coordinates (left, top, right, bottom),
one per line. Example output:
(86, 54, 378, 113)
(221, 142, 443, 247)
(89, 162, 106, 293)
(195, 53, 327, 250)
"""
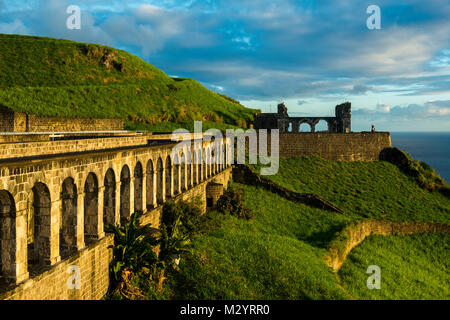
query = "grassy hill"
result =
(122, 157, 449, 300)
(0, 34, 257, 131)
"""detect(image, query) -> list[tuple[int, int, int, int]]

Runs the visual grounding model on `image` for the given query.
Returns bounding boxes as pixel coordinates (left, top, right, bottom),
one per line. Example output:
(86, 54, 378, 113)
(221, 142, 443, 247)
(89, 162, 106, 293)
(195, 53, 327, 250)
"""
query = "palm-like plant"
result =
(110, 212, 159, 282)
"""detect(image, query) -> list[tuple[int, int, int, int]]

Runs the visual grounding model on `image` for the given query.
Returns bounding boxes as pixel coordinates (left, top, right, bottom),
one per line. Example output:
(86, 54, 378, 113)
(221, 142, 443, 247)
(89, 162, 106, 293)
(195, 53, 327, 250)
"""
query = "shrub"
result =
(109, 212, 159, 283)
(216, 187, 255, 220)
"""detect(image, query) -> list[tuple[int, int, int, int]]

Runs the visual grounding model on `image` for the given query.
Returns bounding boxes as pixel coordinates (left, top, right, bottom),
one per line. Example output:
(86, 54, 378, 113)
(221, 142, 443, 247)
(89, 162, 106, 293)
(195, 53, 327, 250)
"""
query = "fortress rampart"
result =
(0, 106, 124, 132)
(0, 132, 232, 299)
(270, 132, 391, 161)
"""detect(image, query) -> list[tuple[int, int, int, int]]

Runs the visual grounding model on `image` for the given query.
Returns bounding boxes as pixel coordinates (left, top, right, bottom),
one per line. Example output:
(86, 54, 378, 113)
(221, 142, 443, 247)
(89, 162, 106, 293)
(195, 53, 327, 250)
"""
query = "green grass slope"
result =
(0, 34, 257, 131)
(338, 233, 450, 300)
(253, 157, 450, 223)
(162, 159, 449, 299)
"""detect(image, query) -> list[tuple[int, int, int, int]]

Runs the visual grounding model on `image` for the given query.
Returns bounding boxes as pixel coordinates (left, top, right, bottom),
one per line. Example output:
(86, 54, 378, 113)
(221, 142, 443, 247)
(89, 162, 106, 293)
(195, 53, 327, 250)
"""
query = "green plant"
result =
(216, 187, 255, 220)
(110, 212, 159, 283)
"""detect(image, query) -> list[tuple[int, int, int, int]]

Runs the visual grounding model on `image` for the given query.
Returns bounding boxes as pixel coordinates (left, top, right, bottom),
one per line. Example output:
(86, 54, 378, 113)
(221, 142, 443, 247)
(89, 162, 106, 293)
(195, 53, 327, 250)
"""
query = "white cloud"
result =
(0, 18, 30, 34)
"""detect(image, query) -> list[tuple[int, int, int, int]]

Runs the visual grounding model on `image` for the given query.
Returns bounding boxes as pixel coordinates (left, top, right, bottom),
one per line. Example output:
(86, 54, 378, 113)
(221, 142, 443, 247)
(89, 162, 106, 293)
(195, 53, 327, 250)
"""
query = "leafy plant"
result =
(109, 212, 159, 283)
(216, 187, 255, 220)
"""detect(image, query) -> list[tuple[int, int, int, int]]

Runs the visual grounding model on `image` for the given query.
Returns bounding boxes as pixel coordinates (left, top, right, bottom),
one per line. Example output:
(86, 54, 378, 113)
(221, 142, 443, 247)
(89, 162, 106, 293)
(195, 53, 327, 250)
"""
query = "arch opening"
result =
(156, 158, 164, 205)
(134, 162, 143, 213)
(120, 165, 131, 225)
(28, 182, 51, 274)
(84, 173, 99, 244)
(103, 169, 116, 229)
(60, 178, 77, 259)
(0, 190, 16, 281)
(146, 160, 154, 210)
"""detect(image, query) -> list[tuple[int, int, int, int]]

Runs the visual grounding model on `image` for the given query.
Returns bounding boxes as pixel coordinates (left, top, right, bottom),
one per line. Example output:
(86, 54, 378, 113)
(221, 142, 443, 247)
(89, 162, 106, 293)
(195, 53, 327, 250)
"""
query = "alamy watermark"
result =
(67, 265, 81, 289)
(66, 5, 81, 30)
(171, 121, 279, 175)
(366, 265, 381, 290)
(366, 5, 381, 30)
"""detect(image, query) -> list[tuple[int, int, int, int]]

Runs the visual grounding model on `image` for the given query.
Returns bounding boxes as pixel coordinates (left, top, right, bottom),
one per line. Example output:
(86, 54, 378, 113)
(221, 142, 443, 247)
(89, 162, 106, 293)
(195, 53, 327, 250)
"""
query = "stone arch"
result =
(197, 149, 202, 183)
(300, 122, 312, 132)
(84, 173, 99, 244)
(103, 168, 116, 229)
(60, 178, 77, 259)
(146, 159, 154, 210)
(156, 157, 164, 204)
(165, 156, 172, 199)
(0, 190, 16, 281)
(186, 151, 192, 188)
(29, 182, 51, 272)
(173, 154, 180, 195)
(202, 148, 208, 181)
(120, 165, 131, 224)
(207, 146, 213, 178)
(181, 152, 187, 191)
(134, 162, 143, 213)
(315, 120, 329, 132)
(192, 150, 198, 185)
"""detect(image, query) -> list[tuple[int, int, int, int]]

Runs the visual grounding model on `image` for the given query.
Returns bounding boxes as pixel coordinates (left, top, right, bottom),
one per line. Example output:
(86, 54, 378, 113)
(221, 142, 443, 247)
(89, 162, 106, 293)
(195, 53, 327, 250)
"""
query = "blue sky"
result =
(0, 0, 449, 131)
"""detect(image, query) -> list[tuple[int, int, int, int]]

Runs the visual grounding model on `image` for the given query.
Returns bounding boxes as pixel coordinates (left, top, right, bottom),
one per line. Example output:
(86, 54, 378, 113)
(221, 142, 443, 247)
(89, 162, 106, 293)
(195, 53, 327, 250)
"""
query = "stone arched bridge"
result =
(0, 132, 232, 299)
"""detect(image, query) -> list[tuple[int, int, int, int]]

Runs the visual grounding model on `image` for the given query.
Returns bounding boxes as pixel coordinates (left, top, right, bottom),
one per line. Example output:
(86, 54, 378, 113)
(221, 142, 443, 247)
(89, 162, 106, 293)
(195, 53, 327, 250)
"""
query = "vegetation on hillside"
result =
(107, 158, 449, 300)
(338, 233, 450, 299)
(0, 34, 257, 131)
(252, 157, 450, 223)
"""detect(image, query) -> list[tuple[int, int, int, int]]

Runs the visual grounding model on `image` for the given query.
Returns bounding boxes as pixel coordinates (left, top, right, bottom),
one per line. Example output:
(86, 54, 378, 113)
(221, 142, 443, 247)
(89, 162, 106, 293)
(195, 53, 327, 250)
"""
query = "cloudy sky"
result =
(1, 0, 449, 131)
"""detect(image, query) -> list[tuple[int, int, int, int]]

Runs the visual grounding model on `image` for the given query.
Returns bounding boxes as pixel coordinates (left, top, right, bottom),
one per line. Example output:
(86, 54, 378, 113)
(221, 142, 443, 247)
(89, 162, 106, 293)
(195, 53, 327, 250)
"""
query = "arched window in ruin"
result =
(156, 158, 164, 204)
(146, 160, 154, 210)
(315, 120, 329, 133)
(173, 154, 180, 195)
(165, 156, 172, 199)
(103, 169, 116, 229)
(60, 178, 77, 259)
(120, 166, 131, 225)
(181, 152, 187, 191)
(288, 122, 293, 132)
(84, 173, 99, 244)
(0, 190, 16, 281)
(134, 162, 143, 213)
(300, 122, 312, 132)
(29, 182, 51, 273)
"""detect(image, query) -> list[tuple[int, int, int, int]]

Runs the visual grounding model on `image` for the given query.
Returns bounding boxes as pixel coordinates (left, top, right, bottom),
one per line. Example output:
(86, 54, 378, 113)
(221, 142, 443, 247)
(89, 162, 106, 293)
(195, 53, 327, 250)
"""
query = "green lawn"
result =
(338, 233, 450, 300)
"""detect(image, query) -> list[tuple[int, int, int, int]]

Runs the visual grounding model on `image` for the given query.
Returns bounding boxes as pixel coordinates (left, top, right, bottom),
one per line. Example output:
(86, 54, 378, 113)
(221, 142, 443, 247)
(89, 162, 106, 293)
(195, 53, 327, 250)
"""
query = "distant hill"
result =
(0, 34, 258, 131)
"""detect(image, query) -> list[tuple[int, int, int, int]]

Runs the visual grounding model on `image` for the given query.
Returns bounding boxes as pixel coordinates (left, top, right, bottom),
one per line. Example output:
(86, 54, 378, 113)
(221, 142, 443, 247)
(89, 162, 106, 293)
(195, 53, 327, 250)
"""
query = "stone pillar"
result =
(96, 186, 105, 239)
(152, 171, 157, 208)
(142, 172, 147, 213)
(129, 177, 135, 216)
(76, 192, 85, 251)
(293, 121, 299, 133)
(49, 197, 61, 265)
(311, 124, 316, 133)
(14, 211, 29, 284)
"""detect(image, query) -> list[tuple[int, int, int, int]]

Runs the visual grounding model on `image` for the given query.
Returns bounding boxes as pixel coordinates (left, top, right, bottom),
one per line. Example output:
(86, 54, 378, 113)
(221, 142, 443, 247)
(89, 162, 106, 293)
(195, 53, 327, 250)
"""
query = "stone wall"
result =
(0, 134, 152, 160)
(324, 220, 450, 272)
(0, 235, 113, 300)
(0, 107, 124, 132)
(269, 132, 391, 161)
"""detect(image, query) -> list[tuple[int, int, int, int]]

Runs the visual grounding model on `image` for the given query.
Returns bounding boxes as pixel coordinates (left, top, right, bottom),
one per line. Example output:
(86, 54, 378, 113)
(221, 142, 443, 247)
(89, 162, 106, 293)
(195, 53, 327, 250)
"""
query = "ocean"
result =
(390, 132, 450, 183)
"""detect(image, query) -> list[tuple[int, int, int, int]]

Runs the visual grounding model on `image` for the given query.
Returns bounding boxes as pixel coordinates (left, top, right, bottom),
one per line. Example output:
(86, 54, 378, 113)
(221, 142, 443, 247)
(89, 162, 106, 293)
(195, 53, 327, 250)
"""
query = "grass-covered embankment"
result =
(338, 233, 450, 300)
(109, 157, 449, 300)
(0, 34, 257, 131)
